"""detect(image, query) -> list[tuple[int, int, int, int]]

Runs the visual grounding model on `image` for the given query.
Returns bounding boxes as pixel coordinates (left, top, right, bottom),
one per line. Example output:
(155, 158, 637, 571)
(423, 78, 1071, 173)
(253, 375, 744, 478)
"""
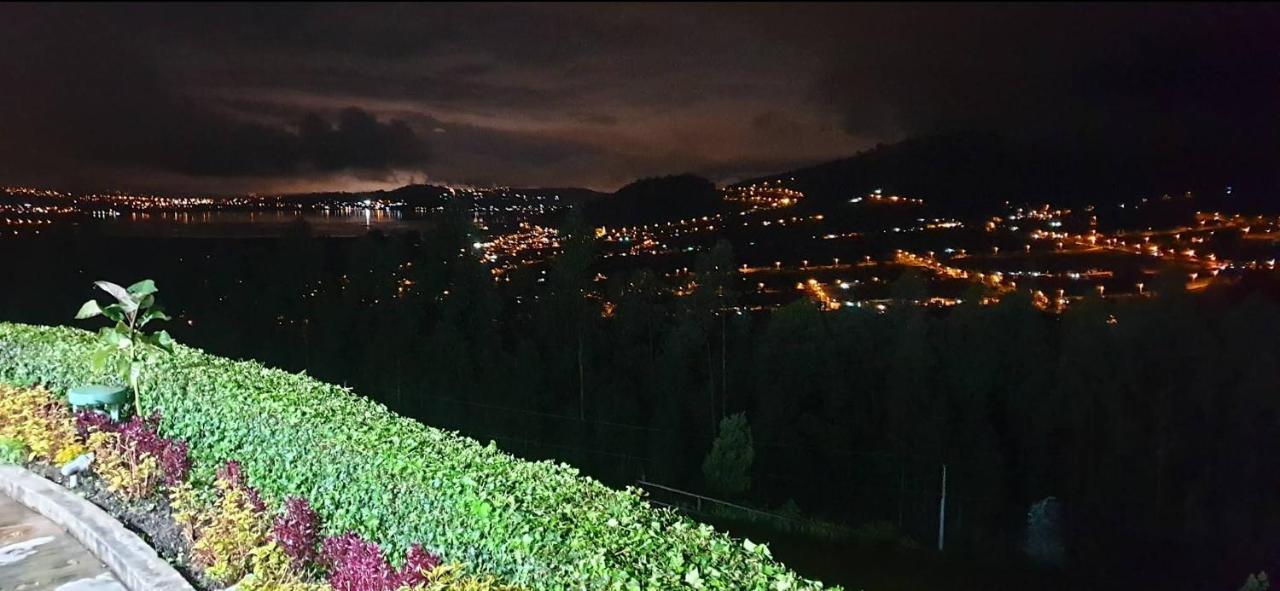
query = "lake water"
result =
(87, 209, 437, 238)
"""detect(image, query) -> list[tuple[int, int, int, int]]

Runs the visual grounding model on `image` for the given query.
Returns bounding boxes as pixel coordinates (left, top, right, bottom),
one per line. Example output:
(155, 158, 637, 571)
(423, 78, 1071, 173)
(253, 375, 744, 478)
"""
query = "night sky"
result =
(1, 3, 1276, 194)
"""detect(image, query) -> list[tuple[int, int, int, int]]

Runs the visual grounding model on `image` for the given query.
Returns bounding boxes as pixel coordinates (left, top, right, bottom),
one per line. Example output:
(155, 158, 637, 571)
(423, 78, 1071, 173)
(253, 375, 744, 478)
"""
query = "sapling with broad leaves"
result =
(75, 279, 175, 418)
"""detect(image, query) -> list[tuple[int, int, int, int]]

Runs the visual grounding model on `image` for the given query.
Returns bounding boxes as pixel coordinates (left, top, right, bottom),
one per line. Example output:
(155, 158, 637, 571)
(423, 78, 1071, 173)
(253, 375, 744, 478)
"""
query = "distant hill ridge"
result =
(583, 174, 722, 226)
(737, 131, 1263, 214)
(297, 131, 1266, 219)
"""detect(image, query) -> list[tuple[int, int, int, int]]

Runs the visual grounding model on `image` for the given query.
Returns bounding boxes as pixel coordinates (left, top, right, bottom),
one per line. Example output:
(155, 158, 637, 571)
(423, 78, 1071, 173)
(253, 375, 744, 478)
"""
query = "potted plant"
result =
(74, 279, 175, 419)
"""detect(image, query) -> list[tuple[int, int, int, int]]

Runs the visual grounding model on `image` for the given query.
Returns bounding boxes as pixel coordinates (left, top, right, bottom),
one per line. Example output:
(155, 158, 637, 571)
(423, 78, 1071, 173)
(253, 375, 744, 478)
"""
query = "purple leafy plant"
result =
(95, 412, 190, 487)
(321, 533, 398, 591)
(274, 497, 321, 568)
(216, 460, 266, 512)
(397, 543, 442, 587)
(74, 410, 117, 438)
(158, 439, 189, 486)
(320, 532, 441, 591)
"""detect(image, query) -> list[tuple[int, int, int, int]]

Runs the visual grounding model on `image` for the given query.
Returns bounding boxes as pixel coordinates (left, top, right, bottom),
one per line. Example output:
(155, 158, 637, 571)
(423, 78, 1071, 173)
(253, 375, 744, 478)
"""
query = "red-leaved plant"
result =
(216, 459, 266, 512)
(274, 497, 321, 568)
(74, 410, 117, 438)
(398, 543, 442, 587)
(321, 533, 398, 591)
(158, 439, 190, 487)
(80, 411, 190, 487)
(120, 414, 190, 486)
(321, 532, 441, 591)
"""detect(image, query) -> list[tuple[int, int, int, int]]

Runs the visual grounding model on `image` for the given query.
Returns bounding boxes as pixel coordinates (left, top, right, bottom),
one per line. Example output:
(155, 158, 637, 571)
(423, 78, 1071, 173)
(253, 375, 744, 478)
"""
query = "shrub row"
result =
(1, 382, 504, 589)
(0, 323, 832, 590)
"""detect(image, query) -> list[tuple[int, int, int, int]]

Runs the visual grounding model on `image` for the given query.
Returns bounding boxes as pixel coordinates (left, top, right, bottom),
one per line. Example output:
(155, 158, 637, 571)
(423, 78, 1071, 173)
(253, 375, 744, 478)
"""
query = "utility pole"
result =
(578, 329, 585, 421)
(707, 337, 715, 435)
(898, 463, 905, 528)
(720, 311, 727, 416)
(937, 463, 948, 552)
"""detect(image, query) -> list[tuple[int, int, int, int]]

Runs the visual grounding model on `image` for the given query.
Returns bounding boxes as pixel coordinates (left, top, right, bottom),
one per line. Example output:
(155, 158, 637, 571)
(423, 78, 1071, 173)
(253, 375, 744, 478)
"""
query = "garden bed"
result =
(2, 385, 516, 590)
(0, 322, 835, 590)
(24, 459, 212, 588)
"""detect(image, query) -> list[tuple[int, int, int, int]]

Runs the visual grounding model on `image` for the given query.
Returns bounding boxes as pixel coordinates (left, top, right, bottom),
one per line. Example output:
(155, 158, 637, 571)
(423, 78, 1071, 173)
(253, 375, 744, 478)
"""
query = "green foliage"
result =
(87, 431, 163, 500)
(702, 413, 754, 498)
(1239, 572, 1270, 591)
(0, 322, 834, 591)
(0, 385, 83, 464)
(0, 435, 26, 464)
(190, 467, 273, 584)
(239, 542, 325, 591)
(415, 562, 524, 591)
(74, 279, 174, 417)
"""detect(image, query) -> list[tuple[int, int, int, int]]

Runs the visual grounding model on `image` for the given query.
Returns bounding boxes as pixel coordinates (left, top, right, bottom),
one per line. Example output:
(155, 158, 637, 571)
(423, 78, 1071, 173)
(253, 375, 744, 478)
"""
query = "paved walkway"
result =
(0, 493, 125, 591)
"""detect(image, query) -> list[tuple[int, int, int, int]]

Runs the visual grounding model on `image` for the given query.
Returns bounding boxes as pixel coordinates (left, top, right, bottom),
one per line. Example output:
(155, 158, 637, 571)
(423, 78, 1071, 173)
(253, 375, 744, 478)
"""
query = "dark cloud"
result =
(0, 5, 429, 190)
(0, 4, 1275, 193)
(812, 4, 1280, 184)
(751, 112, 805, 138)
(576, 113, 620, 127)
(296, 108, 428, 174)
(149, 107, 428, 178)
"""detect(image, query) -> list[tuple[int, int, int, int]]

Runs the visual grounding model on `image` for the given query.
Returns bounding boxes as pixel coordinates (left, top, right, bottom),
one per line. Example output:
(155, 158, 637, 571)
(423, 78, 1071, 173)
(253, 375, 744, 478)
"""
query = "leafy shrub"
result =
(0, 322, 834, 590)
(88, 431, 163, 500)
(83, 413, 189, 500)
(0, 385, 82, 463)
(320, 532, 394, 588)
(321, 532, 440, 590)
(239, 542, 329, 591)
(1239, 572, 1270, 591)
(0, 436, 26, 464)
(159, 438, 191, 487)
(1024, 496, 1064, 568)
(399, 543, 443, 586)
(218, 459, 267, 512)
(53, 441, 88, 466)
(75, 409, 117, 438)
(275, 497, 322, 569)
(417, 562, 522, 591)
(702, 413, 754, 498)
(119, 414, 190, 486)
(321, 532, 399, 591)
(170, 481, 208, 544)
(191, 461, 273, 585)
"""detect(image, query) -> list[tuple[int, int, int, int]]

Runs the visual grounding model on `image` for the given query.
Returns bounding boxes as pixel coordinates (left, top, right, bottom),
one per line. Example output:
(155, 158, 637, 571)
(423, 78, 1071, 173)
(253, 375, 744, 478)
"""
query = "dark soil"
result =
(27, 460, 219, 590)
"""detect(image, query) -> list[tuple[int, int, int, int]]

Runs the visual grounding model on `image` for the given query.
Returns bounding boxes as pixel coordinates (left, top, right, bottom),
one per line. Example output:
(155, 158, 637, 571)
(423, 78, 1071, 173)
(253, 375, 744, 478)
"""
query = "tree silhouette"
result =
(703, 413, 754, 498)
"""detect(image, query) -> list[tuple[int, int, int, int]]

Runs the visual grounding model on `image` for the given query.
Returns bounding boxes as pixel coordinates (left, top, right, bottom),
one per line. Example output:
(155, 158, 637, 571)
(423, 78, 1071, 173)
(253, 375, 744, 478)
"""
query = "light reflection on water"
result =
(98, 209, 436, 238)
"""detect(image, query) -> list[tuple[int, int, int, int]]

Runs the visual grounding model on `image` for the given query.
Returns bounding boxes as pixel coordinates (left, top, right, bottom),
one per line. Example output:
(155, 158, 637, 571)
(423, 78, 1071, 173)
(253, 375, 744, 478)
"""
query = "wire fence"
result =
(636, 479, 859, 541)
(387, 392, 1005, 548)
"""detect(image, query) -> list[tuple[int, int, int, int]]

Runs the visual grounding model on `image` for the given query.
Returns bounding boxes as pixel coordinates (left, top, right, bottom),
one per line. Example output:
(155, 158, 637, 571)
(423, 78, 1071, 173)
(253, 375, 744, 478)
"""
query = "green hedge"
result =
(0, 323, 833, 590)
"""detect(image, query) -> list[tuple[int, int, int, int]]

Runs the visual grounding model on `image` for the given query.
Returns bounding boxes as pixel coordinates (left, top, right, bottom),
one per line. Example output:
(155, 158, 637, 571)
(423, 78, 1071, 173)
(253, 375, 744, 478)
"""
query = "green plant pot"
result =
(67, 384, 131, 421)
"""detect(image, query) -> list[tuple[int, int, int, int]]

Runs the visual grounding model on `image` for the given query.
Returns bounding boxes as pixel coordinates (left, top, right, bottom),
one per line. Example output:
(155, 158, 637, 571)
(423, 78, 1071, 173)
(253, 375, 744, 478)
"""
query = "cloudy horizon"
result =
(1, 3, 1275, 194)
